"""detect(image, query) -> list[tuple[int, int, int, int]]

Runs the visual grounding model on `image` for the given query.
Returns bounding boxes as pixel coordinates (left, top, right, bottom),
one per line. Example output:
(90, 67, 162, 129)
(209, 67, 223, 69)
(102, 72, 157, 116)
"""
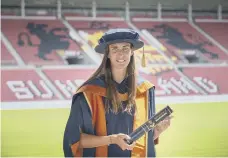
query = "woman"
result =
(63, 28, 171, 157)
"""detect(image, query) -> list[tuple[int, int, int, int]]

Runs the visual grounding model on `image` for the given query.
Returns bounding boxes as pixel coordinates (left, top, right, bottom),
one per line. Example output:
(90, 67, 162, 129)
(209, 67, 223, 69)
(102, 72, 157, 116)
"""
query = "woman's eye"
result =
(123, 48, 130, 52)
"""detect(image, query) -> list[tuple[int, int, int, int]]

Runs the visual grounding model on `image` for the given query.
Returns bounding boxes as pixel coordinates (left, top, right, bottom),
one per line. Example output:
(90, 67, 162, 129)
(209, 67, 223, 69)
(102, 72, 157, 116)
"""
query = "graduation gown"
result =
(63, 75, 159, 157)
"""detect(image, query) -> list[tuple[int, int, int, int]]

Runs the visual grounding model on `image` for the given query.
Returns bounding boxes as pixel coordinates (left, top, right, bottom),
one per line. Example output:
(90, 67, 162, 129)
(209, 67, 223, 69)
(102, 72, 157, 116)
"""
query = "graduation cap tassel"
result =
(141, 46, 146, 67)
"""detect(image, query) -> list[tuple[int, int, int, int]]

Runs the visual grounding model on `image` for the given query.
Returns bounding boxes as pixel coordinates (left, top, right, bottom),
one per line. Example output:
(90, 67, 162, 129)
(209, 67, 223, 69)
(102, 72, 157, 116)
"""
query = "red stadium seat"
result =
(140, 68, 202, 96)
(182, 67, 228, 94)
(197, 22, 228, 50)
(68, 20, 170, 65)
(1, 69, 59, 102)
(42, 68, 96, 99)
(1, 19, 84, 65)
(132, 21, 228, 63)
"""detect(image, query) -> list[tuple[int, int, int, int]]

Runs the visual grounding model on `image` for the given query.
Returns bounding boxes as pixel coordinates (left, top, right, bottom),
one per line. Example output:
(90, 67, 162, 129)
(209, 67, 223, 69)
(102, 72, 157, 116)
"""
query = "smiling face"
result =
(108, 42, 133, 70)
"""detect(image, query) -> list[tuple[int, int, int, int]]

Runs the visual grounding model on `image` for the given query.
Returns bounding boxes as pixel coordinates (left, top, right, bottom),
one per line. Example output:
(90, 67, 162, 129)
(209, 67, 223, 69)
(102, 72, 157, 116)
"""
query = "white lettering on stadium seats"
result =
(193, 77, 218, 93)
(158, 77, 182, 94)
(55, 80, 84, 99)
(7, 80, 54, 100)
(179, 78, 199, 93)
(158, 77, 218, 94)
(7, 81, 34, 99)
(27, 80, 54, 98)
(158, 77, 200, 94)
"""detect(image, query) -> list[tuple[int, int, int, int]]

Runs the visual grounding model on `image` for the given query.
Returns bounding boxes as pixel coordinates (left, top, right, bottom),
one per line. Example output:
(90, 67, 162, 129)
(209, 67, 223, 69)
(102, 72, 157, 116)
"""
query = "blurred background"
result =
(1, 0, 228, 156)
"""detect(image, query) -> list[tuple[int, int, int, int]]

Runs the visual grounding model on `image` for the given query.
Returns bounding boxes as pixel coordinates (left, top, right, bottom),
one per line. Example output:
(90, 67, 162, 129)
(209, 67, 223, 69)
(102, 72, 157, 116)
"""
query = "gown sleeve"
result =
(63, 92, 95, 157)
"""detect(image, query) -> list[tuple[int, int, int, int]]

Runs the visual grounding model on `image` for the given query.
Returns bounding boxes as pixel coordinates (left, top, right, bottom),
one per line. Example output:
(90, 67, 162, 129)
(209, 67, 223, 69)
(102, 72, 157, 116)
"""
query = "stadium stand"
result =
(1, 19, 95, 65)
(42, 67, 96, 99)
(132, 21, 228, 63)
(182, 67, 228, 94)
(68, 20, 171, 66)
(1, 0, 228, 103)
(197, 22, 228, 50)
(1, 1, 228, 157)
(1, 68, 59, 101)
(140, 68, 202, 96)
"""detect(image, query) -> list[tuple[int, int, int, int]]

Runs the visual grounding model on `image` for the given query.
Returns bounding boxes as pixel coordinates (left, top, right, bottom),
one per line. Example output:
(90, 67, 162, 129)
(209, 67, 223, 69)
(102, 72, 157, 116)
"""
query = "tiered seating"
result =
(43, 67, 212, 97)
(68, 20, 172, 74)
(197, 22, 228, 50)
(182, 67, 228, 94)
(2, 66, 228, 103)
(69, 20, 129, 38)
(1, 17, 228, 104)
(1, 41, 17, 65)
(140, 68, 202, 96)
(1, 69, 59, 102)
(42, 68, 96, 99)
(44, 67, 202, 97)
(132, 21, 228, 63)
(1, 19, 83, 65)
(1, 68, 96, 102)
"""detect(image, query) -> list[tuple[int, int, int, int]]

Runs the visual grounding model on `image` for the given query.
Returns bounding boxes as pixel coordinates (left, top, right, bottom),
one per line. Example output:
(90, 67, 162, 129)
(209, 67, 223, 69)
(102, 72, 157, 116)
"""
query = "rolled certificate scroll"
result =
(125, 105, 173, 145)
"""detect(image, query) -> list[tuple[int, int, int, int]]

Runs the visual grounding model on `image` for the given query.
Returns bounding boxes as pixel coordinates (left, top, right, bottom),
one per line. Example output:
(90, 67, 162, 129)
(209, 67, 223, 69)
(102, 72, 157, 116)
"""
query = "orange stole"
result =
(71, 81, 158, 157)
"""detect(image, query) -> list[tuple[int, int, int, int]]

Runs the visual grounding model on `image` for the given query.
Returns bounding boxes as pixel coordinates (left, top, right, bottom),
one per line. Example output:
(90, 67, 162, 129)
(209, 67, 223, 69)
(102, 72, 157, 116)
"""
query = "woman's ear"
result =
(131, 50, 134, 56)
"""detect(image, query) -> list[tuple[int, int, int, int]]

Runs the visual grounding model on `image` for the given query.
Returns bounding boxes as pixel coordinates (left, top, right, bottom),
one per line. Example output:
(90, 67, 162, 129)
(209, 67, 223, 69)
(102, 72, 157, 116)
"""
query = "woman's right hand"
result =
(110, 133, 136, 151)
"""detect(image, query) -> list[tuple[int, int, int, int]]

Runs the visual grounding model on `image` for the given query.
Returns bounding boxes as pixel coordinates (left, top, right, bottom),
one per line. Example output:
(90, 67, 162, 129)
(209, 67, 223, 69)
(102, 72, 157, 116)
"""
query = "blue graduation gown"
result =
(63, 76, 157, 157)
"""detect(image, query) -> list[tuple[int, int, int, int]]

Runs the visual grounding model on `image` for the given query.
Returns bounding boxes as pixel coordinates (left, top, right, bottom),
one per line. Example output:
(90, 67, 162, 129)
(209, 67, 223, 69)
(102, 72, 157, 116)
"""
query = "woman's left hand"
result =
(153, 116, 173, 140)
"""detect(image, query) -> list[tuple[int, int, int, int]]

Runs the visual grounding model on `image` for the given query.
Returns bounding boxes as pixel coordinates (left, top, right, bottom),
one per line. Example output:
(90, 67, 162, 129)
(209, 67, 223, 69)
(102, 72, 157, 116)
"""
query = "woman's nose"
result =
(117, 51, 124, 57)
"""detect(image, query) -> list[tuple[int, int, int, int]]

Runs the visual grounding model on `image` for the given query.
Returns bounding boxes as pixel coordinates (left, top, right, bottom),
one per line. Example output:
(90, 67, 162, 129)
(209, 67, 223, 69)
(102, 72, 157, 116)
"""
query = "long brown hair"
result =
(81, 47, 137, 114)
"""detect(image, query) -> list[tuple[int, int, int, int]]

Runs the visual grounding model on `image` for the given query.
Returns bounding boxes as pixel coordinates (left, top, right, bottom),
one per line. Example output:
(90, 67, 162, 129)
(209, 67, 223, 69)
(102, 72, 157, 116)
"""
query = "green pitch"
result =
(1, 102, 228, 157)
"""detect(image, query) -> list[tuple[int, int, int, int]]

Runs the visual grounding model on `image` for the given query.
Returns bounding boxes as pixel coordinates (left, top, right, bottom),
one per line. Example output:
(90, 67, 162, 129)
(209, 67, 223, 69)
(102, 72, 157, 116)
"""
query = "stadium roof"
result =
(1, 0, 228, 11)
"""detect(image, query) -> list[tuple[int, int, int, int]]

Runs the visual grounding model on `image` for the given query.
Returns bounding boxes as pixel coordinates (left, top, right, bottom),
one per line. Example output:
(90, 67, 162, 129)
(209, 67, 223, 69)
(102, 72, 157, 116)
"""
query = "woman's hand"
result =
(110, 133, 136, 151)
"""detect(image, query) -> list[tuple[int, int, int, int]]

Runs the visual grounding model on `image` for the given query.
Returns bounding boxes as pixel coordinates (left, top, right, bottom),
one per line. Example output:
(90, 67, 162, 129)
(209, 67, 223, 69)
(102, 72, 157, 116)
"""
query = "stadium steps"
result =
(127, 21, 176, 65)
(127, 21, 208, 95)
(1, 32, 26, 66)
(35, 67, 65, 100)
(1, 41, 17, 65)
(60, 19, 102, 65)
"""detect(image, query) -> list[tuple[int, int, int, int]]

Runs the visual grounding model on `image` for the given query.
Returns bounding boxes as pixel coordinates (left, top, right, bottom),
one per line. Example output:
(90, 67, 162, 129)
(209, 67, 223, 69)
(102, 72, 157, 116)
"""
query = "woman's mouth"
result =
(116, 60, 125, 63)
